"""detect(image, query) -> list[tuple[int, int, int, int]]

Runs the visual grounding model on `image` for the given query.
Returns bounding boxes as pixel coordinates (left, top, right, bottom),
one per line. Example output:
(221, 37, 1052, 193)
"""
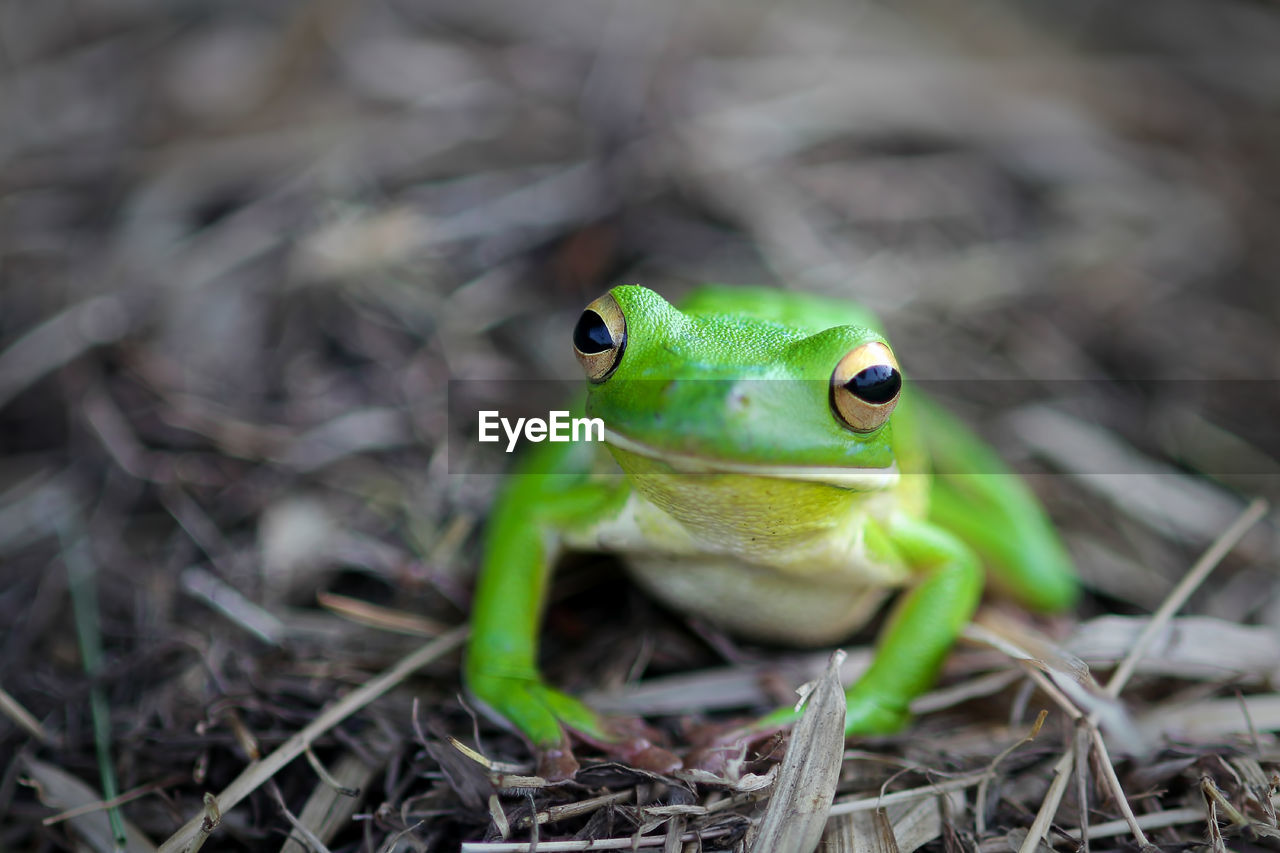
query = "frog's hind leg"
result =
(913, 395, 1078, 612)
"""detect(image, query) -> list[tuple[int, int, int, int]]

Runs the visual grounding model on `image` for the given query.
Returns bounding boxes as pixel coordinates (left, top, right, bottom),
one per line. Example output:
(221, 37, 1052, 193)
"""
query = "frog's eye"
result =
(573, 292, 627, 382)
(830, 342, 901, 432)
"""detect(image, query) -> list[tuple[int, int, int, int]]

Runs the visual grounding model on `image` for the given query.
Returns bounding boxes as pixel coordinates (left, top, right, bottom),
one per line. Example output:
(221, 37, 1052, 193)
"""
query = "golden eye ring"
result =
(573, 292, 626, 383)
(830, 342, 901, 432)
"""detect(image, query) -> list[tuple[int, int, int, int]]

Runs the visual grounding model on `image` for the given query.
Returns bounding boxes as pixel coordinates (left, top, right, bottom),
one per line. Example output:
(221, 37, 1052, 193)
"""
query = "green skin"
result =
(466, 284, 1077, 771)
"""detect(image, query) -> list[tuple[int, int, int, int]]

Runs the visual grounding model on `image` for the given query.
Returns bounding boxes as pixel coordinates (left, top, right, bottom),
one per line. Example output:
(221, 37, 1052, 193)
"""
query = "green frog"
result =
(465, 284, 1077, 776)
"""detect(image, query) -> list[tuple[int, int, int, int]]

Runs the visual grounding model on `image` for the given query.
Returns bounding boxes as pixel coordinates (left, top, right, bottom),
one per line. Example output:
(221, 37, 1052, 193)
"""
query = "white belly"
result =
(563, 481, 912, 647)
(624, 553, 893, 647)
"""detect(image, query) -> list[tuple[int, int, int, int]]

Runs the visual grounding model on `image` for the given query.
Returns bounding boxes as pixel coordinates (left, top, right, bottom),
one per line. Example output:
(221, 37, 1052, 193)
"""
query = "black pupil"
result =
(846, 365, 901, 404)
(573, 310, 614, 354)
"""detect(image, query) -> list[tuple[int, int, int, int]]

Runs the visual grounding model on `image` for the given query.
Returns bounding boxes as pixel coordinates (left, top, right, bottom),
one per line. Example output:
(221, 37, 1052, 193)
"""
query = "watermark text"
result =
(478, 410, 605, 452)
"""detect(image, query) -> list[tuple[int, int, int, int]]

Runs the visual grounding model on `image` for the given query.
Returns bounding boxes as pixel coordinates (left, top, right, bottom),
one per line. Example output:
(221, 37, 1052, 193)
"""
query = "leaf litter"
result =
(2, 1, 1280, 851)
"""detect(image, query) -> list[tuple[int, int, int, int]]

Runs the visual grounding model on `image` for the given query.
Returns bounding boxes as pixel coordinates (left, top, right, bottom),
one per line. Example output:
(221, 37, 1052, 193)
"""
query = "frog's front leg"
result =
(465, 466, 678, 779)
(840, 515, 983, 733)
(465, 489, 597, 777)
(752, 515, 981, 736)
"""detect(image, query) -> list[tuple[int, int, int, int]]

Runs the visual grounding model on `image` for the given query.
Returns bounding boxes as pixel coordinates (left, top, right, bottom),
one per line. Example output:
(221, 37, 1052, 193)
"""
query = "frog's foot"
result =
(750, 685, 910, 736)
(468, 674, 595, 779)
(681, 699, 909, 779)
(535, 736, 581, 781)
(681, 689, 910, 775)
(468, 674, 679, 779)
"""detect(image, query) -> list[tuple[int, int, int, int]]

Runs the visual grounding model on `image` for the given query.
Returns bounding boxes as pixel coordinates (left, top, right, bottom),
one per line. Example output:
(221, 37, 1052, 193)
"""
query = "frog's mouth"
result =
(602, 428, 900, 490)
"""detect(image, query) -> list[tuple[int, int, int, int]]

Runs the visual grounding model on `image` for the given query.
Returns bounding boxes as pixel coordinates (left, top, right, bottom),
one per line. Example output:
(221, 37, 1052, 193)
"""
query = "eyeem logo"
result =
(478, 410, 605, 453)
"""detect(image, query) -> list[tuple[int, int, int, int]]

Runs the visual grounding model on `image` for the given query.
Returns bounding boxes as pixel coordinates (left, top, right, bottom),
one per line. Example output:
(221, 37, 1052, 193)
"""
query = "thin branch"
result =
(1089, 725, 1150, 848)
(0, 683, 54, 746)
(0, 295, 135, 412)
(1059, 808, 1204, 843)
(1018, 749, 1075, 853)
(1105, 498, 1270, 699)
(157, 626, 467, 853)
(828, 772, 989, 817)
(976, 710, 1047, 837)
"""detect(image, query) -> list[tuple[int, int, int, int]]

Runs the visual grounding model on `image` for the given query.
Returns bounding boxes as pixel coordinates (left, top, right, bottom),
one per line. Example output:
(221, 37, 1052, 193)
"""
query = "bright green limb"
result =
(843, 516, 982, 734)
(913, 395, 1078, 612)
(465, 441, 628, 750)
(757, 516, 982, 736)
(465, 493, 601, 746)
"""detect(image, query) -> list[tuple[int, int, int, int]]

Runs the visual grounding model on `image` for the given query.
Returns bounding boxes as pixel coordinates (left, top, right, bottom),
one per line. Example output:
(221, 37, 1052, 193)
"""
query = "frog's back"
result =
(678, 284, 882, 336)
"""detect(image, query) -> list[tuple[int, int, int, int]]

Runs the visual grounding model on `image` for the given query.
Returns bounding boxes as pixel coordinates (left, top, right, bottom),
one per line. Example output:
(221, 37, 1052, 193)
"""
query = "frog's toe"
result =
(469, 675, 572, 747)
(471, 677, 678, 776)
(528, 684, 611, 741)
(535, 740, 581, 781)
(615, 737, 683, 774)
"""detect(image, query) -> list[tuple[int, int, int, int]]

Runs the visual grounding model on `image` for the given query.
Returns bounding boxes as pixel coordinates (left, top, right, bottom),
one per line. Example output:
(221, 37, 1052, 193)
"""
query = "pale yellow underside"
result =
(562, 440, 928, 647)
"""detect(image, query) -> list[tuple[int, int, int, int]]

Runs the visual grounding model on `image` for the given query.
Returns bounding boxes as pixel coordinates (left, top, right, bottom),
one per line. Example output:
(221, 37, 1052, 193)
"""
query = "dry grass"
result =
(2, 1, 1280, 850)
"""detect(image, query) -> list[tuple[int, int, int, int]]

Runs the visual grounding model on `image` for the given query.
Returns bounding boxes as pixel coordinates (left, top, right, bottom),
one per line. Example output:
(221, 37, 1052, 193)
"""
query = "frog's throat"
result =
(602, 428, 899, 491)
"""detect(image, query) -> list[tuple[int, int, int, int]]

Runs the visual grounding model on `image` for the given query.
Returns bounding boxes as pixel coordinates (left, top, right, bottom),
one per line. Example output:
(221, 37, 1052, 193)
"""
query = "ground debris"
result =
(3, 1, 1280, 850)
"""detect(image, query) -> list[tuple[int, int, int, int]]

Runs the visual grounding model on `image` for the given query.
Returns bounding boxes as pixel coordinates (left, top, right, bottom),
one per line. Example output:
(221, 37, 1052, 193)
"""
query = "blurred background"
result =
(3, 0, 1280, 849)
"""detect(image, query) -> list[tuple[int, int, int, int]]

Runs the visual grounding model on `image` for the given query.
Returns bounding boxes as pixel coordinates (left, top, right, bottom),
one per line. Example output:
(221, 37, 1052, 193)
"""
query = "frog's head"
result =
(572, 285, 903, 489)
